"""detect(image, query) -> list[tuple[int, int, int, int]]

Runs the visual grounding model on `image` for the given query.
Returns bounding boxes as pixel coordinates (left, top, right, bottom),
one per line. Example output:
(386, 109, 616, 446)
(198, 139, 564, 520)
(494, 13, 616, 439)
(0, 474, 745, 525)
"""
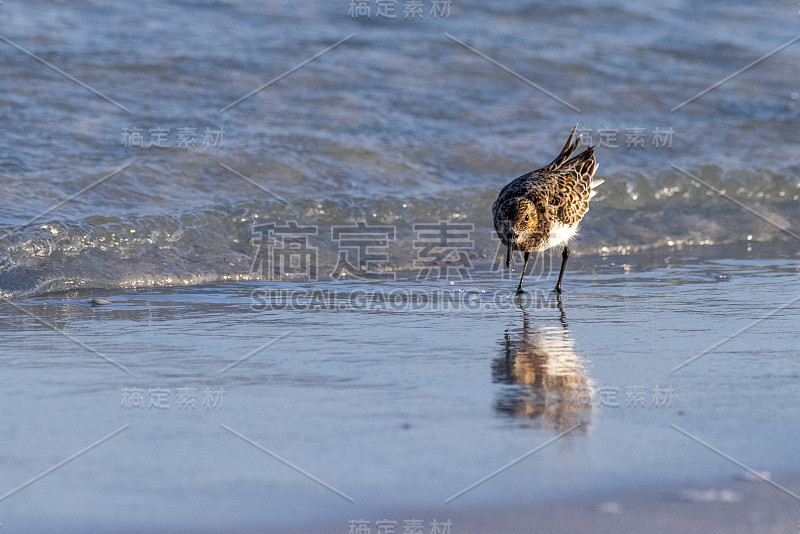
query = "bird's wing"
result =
(550, 146, 598, 226)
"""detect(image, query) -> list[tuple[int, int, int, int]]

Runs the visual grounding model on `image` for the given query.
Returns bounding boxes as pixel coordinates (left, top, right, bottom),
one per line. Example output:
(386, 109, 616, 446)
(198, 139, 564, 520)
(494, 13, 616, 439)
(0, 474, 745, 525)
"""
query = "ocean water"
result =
(1, 0, 799, 296)
(1, 1, 799, 532)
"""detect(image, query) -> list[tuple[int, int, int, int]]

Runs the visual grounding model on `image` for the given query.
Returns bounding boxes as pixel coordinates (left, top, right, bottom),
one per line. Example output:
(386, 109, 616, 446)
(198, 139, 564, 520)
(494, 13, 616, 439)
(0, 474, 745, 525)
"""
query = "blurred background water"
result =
(0, 0, 798, 296)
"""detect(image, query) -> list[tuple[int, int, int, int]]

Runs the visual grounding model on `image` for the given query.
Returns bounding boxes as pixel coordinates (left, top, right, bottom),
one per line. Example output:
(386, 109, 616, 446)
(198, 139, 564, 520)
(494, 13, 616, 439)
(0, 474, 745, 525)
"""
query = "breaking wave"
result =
(1, 166, 797, 298)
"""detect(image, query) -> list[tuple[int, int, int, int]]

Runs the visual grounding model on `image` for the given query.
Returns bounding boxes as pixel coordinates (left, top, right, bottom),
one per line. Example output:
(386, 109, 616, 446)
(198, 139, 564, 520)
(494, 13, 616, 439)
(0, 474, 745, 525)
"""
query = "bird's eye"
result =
(524, 214, 529, 222)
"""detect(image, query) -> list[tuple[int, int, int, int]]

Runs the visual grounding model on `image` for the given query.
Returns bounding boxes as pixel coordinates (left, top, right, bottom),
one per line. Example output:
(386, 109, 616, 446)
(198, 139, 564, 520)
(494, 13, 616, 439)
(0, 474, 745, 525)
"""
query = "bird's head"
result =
(494, 198, 540, 267)
(496, 198, 540, 244)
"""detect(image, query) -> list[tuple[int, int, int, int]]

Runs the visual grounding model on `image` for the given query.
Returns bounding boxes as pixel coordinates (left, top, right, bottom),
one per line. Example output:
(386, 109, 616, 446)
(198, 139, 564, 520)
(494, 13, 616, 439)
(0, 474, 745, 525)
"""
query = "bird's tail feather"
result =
(589, 177, 604, 200)
(543, 125, 602, 197)
(544, 124, 582, 171)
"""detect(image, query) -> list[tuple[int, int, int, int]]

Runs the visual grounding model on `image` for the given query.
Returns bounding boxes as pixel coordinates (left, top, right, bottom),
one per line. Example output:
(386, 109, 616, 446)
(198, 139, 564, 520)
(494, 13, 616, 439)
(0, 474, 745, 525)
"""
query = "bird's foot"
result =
(553, 286, 562, 294)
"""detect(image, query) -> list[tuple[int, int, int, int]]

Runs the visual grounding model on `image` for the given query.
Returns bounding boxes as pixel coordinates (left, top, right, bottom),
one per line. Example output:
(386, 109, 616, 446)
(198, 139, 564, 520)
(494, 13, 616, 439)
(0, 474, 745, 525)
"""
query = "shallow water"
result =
(1, 245, 798, 532)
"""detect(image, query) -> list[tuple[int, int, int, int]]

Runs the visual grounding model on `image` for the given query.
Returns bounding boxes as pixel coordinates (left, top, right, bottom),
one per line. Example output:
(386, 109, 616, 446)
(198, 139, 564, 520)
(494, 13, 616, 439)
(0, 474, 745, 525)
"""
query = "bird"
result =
(492, 125, 602, 294)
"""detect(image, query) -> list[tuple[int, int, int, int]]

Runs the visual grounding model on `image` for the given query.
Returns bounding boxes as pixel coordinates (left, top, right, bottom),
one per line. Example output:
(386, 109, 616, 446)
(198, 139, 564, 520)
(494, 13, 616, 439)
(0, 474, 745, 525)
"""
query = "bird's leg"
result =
(515, 251, 530, 294)
(556, 292, 567, 328)
(554, 245, 569, 293)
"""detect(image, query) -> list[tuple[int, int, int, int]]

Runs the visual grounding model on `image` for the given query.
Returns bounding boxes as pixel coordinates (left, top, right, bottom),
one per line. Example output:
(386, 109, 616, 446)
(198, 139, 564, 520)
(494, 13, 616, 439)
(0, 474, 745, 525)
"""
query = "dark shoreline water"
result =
(1, 192, 797, 298)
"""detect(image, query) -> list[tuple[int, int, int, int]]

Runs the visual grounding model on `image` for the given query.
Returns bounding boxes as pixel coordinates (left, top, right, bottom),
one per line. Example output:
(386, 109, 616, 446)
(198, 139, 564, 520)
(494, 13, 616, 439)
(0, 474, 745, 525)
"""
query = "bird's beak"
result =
(506, 239, 512, 268)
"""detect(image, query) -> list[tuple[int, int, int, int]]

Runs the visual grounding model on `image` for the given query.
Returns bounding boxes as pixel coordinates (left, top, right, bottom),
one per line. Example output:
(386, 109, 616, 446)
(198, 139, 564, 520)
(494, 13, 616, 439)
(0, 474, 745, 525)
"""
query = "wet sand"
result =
(0, 244, 798, 533)
(296, 473, 800, 534)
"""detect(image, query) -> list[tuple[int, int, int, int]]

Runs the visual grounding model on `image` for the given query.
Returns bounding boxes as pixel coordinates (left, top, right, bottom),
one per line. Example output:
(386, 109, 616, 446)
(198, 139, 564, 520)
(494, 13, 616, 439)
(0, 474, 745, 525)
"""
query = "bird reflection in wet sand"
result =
(492, 298, 592, 431)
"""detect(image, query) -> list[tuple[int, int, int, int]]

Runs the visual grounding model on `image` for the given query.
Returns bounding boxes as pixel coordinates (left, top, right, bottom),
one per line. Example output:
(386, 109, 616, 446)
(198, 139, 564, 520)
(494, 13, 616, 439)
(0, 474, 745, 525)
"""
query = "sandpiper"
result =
(493, 126, 602, 294)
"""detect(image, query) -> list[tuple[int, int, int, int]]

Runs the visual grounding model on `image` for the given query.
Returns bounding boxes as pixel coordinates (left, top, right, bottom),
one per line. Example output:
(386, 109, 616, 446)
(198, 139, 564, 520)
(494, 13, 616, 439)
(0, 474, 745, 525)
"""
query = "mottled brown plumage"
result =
(492, 125, 602, 293)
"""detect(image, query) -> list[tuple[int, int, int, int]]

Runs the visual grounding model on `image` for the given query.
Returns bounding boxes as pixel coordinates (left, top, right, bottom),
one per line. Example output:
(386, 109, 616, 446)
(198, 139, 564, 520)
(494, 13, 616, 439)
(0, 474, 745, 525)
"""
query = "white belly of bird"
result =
(541, 222, 579, 251)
